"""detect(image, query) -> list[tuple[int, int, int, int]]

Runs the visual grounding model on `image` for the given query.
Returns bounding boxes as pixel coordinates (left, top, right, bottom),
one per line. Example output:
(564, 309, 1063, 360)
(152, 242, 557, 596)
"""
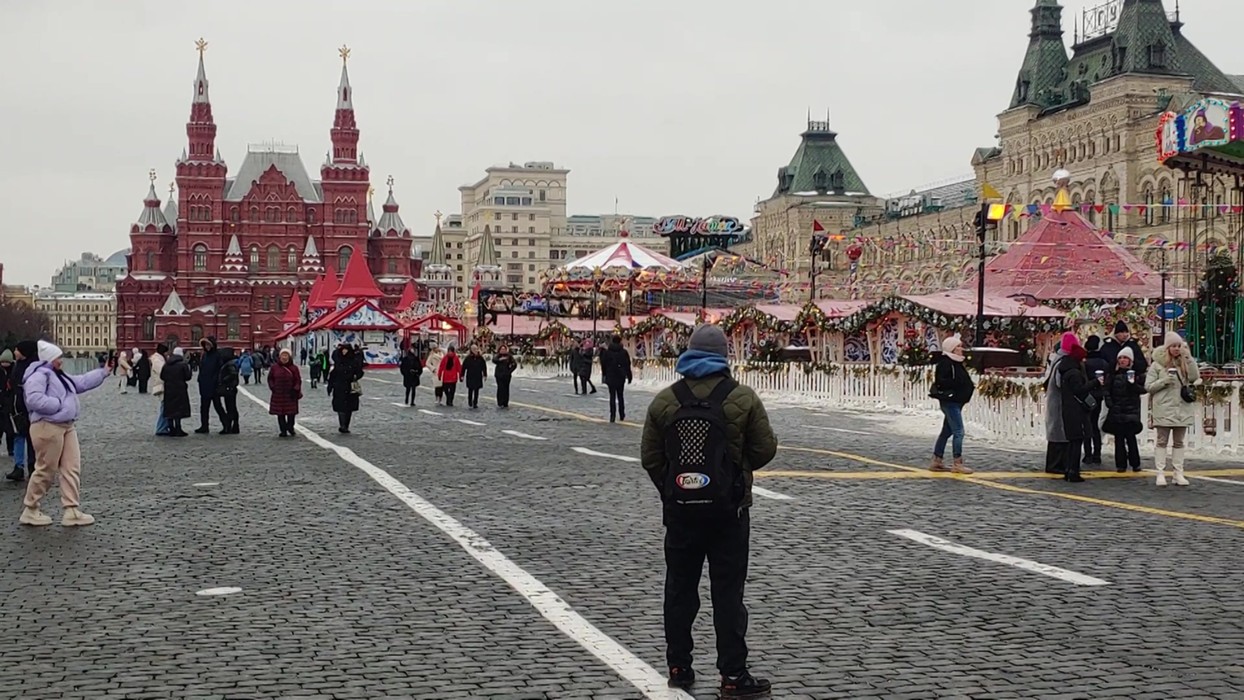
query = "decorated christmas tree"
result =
(1194, 253, 1240, 364)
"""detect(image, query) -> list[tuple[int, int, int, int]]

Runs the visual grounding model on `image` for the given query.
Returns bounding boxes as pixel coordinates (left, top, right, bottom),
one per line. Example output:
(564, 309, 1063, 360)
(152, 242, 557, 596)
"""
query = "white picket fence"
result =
(516, 358, 1244, 455)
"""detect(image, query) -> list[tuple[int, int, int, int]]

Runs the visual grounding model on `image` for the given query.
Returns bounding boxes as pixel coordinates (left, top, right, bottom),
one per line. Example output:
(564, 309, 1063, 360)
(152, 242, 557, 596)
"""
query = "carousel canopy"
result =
(562, 235, 684, 272)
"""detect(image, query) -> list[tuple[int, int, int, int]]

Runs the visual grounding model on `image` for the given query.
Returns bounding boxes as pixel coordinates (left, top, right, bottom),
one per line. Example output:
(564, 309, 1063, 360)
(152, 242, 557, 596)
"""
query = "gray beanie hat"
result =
(688, 324, 728, 357)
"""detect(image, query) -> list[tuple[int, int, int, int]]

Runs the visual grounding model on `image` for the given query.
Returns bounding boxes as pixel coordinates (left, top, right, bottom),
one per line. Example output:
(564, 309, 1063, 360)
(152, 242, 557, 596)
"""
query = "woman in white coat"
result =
(1145, 331, 1201, 486)
(115, 350, 132, 394)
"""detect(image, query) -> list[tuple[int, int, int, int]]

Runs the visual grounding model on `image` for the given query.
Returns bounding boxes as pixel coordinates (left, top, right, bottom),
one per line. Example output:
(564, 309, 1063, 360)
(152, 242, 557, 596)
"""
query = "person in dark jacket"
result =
(929, 335, 975, 475)
(195, 336, 228, 433)
(1099, 321, 1148, 377)
(599, 335, 633, 423)
(1102, 346, 1146, 473)
(267, 348, 302, 437)
(577, 340, 597, 394)
(328, 345, 364, 433)
(160, 348, 193, 437)
(216, 348, 241, 435)
(1082, 335, 1110, 465)
(1056, 339, 1094, 483)
(133, 349, 152, 394)
(308, 349, 324, 389)
(640, 325, 776, 697)
(569, 345, 585, 395)
(7, 340, 38, 481)
(493, 345, 517, 408)
(399, 347, 423, 406)
(0, 349, 13, 459)
(462, 345, 488, 409)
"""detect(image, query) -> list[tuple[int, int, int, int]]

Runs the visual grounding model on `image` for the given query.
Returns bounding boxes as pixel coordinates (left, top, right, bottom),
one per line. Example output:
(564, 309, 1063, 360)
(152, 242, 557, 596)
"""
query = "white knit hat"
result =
(941, 334, 965, 362)
(37, 340, 63, 363)
(1118, 346, 1135, 362)
(172, 347, 185, 357)
(1164, 331, 1184, 348)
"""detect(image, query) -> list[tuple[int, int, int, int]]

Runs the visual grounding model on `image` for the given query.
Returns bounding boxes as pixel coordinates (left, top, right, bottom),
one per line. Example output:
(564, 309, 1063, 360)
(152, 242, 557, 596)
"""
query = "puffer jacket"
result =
(150, 352, 167, 396)
(1145, 345, 1201, 428)
(23, 362, 110, 424)
(1103, 370, 1146, 436)
(640, 373, 778, 510)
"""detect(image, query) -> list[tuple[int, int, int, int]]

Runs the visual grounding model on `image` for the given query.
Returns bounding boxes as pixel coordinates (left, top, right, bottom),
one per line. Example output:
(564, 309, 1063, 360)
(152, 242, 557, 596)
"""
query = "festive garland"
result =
(719, 305, 789, 336)
(1197, 381, 1236, 406)
(624, 314, 693, 340)
(975, 375, 1045, 402)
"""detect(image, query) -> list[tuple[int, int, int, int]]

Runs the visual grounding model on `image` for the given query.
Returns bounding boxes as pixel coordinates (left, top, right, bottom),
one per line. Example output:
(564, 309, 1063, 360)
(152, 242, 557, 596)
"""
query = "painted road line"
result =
(457, 419, 487, 426)
(363, 376, 399, 385)
(509, 400, 1244, 530)
(1190, 475, 1244, 486)
(235, 388, 688, 700)
(391, 402, 412, 408)
(419, 409, 444, 417)
(755, 470, 1172, 480)
(502, 429, 548, 441)
(889, 529, 1110, 587)
(573, 447, 640, 463)
(801, 425, 875, 436)
(751, 486, 794, 501)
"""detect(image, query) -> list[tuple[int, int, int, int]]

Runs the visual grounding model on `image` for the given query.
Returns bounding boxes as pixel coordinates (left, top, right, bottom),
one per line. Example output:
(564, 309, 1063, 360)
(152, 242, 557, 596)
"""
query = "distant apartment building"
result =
(552, 214, 662, 263)
(51, 250, 130, 292)
(33, 291, 117, 355)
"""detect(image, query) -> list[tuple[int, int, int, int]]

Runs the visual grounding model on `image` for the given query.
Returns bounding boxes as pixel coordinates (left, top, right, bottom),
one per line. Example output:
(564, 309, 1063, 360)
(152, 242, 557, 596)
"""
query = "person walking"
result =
(599, 334, 633, 423)
(216, 348, 241, 435)
(267, 348, 302, 437)
(1145, 332, 1201, 486)
(493, 344, 517, 408)
(328, 345, 364, 433)
(462, 345, 487, 409)
(0, 350, 13, 463)
(399, 347, 423, 406)
(195, 336, 228, 433)
(133, 348, 152, 394)
(7, 340, 38, 482)
(426, 344, 446, 405)
(578, 340, 597, 395)
(1082, 336, 1109, 465)
(116, 349, 132, 394)
(929, 335, 975, 475)
(160, 347, 192, 437)
(1102, 347, 1146, 473)
(151, 343, 170, 436)
(19, 341, 111, 527)
(1054, 336, 1093, 483)
(309, 349, 327, 390)
(437, 346, 462, 407)
(640, 325, 776, 697)
(254, 348, 267, 384)
(570, 343, 585, 395)
(237, 350, 255, 385)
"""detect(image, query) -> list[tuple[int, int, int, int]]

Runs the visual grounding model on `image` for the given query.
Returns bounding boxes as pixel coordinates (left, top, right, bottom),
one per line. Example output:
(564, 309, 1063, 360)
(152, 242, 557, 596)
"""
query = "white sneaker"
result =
(61, 507, 95, 527)
(1156, 473, 1168, 487)
(1173, 473, 1191, 487)
(19, 507, 52, 526)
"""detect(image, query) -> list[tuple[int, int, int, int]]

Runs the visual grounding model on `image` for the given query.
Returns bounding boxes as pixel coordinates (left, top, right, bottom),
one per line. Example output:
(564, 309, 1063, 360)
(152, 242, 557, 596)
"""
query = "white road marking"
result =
(801, 425, 875, 436)
(888, 529, 1110, 586)
(573, 447, 640, 462)
(235, 387, 687, 700)
(364, 376, 399, 385)
(391, 402, 412, 408)
(196, 587, 242, 596)
(419, 409, 444, 417)
(751, 486, 794, 501)
(1190, 475, 1244, 486)
(457, 419, 487, 426)
(502, 430, 548, 441)
(193, 482, 219, 487)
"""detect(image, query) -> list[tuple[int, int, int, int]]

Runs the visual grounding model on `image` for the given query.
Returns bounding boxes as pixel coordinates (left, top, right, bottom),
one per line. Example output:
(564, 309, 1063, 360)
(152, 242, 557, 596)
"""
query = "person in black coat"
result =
(8, 340, 37, 481)
(195, 336, 228, 433)
(1102, 346, 1146, 473)
(598, 335, 633, 423)
(328, 345, 364, 433)
(929, 335, 975, 474)
(1082, 336, 1110, 465)
(1100, 321, 1149, 377)
(493, 345, 517, 408)
(216, 349, 241, 435)
(159, 349, 193, 437)
(1056, 343, 1094, 483)
(462, 345, 488, 409)
(569, 345, 585, 395)
(134, 350, 152, 394)
(399, 348, 423, 406)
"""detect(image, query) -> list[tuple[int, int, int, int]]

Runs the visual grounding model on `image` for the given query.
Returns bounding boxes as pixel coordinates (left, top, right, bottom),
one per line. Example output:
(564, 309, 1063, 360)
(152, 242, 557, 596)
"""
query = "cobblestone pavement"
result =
(2, 368, 1244, 699)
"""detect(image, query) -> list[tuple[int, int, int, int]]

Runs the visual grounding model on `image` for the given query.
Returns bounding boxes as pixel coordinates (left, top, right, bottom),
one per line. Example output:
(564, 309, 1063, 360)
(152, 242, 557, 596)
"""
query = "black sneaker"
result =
(4, 467, 25, 483)
(721, 670, 771, 698)
(194, 427, 210, 434)
(667, 667, 695, 690)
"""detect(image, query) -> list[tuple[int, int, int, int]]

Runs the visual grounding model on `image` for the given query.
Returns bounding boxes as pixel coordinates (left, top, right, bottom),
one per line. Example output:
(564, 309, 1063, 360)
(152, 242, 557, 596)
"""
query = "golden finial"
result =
(195, 38, 208, 57)
(368, 185, 375, 202)
(149, 168, 157, 183)
(168, 181, 175, 197)
(338, 45, 351, 64)
(386, 175, 394, 192)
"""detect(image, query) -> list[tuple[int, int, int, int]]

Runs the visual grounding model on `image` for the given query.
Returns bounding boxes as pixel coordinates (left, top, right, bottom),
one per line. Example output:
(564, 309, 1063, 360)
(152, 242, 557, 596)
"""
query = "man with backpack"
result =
(640, 324, 777, 698)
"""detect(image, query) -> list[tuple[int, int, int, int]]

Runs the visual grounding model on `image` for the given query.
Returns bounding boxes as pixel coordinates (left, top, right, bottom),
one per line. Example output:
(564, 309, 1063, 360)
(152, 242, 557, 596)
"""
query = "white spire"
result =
(160, 289, 187, 315)
(336, 62, 352, 110)
(226, 233, 241, 257)
(303, 235, 319, 258)
(299, 234, 324, 273)
(193, 51, 210, 104)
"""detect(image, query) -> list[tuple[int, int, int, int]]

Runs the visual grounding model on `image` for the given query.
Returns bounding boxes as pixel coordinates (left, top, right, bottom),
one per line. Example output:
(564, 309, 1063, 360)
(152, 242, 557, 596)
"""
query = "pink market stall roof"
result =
(902, 289, 1064, 319)
(963, 209, 1189, 300)
(561, 237, 684, 272)
(814, 299, 871, 317)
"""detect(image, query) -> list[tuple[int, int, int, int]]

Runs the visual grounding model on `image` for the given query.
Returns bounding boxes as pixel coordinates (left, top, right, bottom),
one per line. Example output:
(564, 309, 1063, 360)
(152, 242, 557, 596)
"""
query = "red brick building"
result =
(116, 46, 420, 350)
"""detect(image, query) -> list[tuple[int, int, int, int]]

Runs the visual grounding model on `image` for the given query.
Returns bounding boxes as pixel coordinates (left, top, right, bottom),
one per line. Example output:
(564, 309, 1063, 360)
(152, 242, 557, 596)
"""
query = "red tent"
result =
(396, 280, 418, 311)
(403, 313, 468, 346)
(335, 252, 383, 299)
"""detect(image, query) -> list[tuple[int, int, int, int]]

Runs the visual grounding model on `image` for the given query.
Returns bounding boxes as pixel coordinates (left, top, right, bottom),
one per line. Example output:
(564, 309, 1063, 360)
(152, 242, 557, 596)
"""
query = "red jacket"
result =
(267, 362, 302, 415)
(438, 353, 462, 384)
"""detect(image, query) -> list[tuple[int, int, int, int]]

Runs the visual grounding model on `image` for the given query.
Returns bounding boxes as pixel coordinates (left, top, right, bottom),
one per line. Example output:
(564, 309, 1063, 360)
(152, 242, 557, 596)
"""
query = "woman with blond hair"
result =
(1145, 332, 1201, 486)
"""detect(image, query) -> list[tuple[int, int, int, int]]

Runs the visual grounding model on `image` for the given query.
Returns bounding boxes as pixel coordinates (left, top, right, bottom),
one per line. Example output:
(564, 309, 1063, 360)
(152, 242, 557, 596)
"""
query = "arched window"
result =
(250, 206, 259, 221)
(191, 325, 204, 343)
(192, 243, 208, 272)
(249, 245, 260, 269)
(265, 207, 279, 223)
(1085, 190, 1097, 225)
(231, 206, 240, 223)
(260, 295, 270, 311)
(287, 206, 298, 222)
(1143, 183, 1156, 226)
(1159, 179, 1172, 223)
(226, 312, 241, 340)
(266, 245, 280, 271)
(387, 258, 398, 274)
(142, 314, 155, 341)
(307, 208, 316, 224)
(337, 246, 353, 271)
(145, 251, 155, 270)
(287, 246, 298, 270)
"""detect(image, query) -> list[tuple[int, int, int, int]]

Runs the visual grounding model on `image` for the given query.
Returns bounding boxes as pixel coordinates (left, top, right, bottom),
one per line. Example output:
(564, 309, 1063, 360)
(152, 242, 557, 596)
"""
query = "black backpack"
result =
(663, 378, 741, 515)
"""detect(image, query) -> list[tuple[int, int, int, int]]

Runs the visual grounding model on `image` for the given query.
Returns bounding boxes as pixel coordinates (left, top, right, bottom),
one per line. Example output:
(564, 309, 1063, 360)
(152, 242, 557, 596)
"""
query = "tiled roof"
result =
(774, 121, 869, 197)
(225, 148, 321, 202)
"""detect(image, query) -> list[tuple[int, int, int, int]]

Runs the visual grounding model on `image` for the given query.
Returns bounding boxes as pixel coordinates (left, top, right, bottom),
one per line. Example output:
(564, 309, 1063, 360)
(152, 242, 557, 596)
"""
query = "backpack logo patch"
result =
(675, 472, 710, 490)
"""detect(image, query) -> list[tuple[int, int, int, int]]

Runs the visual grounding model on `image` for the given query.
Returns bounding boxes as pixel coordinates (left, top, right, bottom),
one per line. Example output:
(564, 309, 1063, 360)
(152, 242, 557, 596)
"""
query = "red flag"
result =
(812, 220, 825, 233)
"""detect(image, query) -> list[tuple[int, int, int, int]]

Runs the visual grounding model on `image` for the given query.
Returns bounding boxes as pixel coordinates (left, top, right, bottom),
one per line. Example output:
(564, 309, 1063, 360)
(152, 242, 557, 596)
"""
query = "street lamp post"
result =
(1160, 248, 1169, 339)
(700, 254, 710, 320)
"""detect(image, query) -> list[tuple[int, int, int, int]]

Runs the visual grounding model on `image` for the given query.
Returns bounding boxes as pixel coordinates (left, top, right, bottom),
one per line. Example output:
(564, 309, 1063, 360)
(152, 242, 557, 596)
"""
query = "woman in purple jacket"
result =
(19, 341, 111, 527)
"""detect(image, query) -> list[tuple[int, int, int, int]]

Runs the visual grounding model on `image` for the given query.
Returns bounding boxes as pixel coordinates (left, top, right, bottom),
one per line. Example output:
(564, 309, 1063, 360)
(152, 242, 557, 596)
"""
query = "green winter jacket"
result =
(640, 373, 778, 509)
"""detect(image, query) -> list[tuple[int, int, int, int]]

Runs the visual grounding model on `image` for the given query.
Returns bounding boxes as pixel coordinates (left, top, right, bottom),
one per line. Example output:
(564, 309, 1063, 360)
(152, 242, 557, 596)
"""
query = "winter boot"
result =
(1155, 450, 1168, 486)
(4, 466, 24, 482)
(1172, 448, 1190, 486)
(951, 458, 973, 475)
(19, 507, 52, 527)
(721, 670, 772, 698)
(929, 455, 948, 472)
(667, 667, 695, 690)
(61, 507, 95, 527)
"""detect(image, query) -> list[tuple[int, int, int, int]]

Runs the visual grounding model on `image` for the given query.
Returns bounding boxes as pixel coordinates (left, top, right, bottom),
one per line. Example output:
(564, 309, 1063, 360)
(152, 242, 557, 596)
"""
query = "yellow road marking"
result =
(511, 401, 1244, 530)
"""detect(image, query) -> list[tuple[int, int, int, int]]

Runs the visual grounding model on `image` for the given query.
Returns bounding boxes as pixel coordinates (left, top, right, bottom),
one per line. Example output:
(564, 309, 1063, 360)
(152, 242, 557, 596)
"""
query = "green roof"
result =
(774, 121, 870, 197)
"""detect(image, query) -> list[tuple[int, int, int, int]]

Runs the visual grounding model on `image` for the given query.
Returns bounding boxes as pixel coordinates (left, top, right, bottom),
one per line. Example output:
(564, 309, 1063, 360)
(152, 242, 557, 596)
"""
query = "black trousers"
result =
(1044, 442, 1068, 474)
(277, 414, 296, 434)
(338, 411, 353, 430)
(608, 384, 626, 420)
(496, 376, 511, 407)
(1083, 406, 1102, 460)
(405, 386, 417, 404)
(200, 394, 227, 430)
(580, 373, 596, 393)
(221, 393, 239, 432)
(664, 510, 750, 676)
(5, 430, 13, 456)
(1063, 438, 1084, 478)
(442, 383, 457, 406)
(1114, 432, 1140, 470)
(138, 378, 149, 394)
(467, 387, 481, 407)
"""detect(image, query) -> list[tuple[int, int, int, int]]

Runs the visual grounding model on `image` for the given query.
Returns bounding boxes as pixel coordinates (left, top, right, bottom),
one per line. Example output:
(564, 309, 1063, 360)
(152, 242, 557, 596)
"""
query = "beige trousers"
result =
(24, 421, 82, 509)
(1155, 426, 1187, 449)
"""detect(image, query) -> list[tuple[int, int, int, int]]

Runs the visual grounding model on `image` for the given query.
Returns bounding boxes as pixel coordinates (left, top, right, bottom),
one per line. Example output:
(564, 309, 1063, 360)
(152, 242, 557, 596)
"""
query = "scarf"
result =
(675, 350, 731, 379)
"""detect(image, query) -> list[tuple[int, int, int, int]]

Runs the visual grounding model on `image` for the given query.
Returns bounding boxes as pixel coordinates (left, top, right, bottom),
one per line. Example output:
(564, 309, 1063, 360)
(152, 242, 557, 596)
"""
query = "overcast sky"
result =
(1, 0, 1240, 286)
